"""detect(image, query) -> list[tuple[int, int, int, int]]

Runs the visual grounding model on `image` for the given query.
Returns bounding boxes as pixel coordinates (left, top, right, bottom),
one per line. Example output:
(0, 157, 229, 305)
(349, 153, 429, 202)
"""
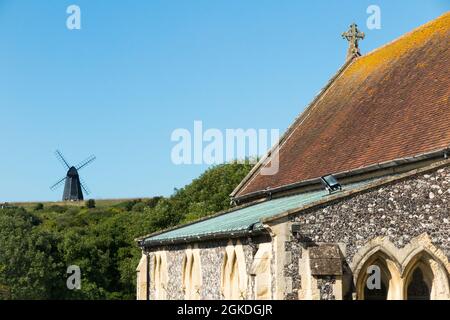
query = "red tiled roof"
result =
(234, 12, 450, 199)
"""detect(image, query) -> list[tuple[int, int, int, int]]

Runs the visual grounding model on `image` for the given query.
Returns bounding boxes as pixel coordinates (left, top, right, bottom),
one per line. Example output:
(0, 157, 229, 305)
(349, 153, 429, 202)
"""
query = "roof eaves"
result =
(134, 197, 267, 243)
(137, 147, 449, 247)
(233, 147, 450, 203)
(140, 223, 266, 248)
(261, 157, 450, 225)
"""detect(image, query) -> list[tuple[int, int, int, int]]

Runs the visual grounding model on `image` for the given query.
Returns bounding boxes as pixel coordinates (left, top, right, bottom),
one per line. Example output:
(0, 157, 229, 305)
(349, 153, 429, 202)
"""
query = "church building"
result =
(136, 12, 450, 300)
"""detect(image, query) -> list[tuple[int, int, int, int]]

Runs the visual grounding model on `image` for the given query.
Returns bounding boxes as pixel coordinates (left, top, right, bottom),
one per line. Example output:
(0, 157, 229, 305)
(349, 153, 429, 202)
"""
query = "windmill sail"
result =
(50, 150, 96, 201)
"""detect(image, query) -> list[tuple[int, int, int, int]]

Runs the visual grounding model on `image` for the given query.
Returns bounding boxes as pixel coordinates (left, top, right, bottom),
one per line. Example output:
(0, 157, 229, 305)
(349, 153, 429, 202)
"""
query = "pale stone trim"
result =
(401, 241, 450, 300)
(136, 253, 148, 300)
(250, 242, 272, 300)
(151, 251, 168, 300)
(182, 245, 202, 300)
(264, 220, 290, 299)
(221, 240, 248, 299)
(299, 247, 319, 300)
(298, 246, 344, 300)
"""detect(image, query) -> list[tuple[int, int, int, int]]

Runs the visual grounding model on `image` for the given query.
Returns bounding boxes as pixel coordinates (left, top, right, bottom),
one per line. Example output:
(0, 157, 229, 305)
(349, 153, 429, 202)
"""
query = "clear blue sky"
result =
(0, 1, 448, 202)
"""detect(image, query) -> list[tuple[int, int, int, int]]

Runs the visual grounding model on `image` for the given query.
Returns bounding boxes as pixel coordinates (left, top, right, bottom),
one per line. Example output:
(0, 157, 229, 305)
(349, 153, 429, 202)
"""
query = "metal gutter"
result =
(233, 147, 450, 204)
(134, 196, 267, 243)
(140, 224, 266, 248)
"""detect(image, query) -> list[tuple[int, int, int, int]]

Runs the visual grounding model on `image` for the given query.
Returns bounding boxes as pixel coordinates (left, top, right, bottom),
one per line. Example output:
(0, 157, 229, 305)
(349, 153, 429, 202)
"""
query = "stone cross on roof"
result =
(342, 23, 365, 60)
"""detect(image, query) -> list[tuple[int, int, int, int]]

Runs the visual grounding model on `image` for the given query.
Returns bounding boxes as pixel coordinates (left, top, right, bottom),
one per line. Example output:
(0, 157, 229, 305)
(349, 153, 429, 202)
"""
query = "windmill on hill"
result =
(50, 150, 96, 201)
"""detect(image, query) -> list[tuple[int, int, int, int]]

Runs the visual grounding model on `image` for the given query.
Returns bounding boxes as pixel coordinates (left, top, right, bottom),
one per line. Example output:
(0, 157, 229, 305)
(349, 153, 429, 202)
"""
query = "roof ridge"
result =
(361, 11, 450, 59)
(230, 57, 357, 198)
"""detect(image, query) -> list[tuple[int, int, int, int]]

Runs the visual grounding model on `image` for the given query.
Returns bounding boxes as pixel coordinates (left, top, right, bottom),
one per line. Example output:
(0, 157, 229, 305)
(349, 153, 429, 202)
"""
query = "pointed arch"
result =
(352, 238, 402, 300)
(402, 249, 450, 300)
(220, 245, 231, 299)
(355, 250, 402, 300)
(136, 254, 148, 300)
(150, 251, 168, 300)
(221, 240, 248, 299)
(182, 245, 202, 300)
(353, 234, 450, 300)
(352, 239, 401, 279)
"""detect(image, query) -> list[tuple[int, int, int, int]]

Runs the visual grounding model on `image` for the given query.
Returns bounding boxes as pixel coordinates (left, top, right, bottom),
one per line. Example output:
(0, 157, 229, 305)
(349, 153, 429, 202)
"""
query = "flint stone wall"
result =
(148, 237, 270, 300)
(284, 165, 450, 299)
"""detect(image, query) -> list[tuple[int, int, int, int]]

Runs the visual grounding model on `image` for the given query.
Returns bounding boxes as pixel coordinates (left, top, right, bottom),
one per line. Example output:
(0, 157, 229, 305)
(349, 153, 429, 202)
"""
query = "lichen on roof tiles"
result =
(235, 12, 450, 199)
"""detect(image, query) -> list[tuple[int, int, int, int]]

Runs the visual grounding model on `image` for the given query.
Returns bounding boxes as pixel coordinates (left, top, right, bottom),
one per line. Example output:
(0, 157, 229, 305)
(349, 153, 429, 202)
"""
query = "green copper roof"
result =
(142, 180, 376, 246)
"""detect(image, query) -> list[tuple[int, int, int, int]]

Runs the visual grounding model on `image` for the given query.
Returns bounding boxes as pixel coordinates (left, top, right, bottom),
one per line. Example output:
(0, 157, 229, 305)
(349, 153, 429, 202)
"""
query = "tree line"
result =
(0, 162, 252, 299)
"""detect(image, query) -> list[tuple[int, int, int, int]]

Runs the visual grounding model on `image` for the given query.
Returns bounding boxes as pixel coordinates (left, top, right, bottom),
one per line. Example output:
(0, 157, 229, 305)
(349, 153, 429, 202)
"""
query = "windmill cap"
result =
(67, 166, 79, 176)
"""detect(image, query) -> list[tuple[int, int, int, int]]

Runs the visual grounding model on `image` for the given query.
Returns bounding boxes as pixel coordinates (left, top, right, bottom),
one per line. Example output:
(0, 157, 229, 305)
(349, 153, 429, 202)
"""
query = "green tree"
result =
(86, 199, 96, 209)
(0, 208, 63, 299)
(34, 203, 44, 211)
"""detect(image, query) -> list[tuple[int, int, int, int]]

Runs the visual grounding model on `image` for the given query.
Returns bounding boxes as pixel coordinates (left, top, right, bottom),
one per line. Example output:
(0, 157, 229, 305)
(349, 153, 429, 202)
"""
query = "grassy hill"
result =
(9, 198, 153, 210)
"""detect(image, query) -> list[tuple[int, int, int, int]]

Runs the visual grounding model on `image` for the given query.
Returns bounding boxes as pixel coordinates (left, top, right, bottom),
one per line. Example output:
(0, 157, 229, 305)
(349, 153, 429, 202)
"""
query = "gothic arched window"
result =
(355, 251, 401, 300)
